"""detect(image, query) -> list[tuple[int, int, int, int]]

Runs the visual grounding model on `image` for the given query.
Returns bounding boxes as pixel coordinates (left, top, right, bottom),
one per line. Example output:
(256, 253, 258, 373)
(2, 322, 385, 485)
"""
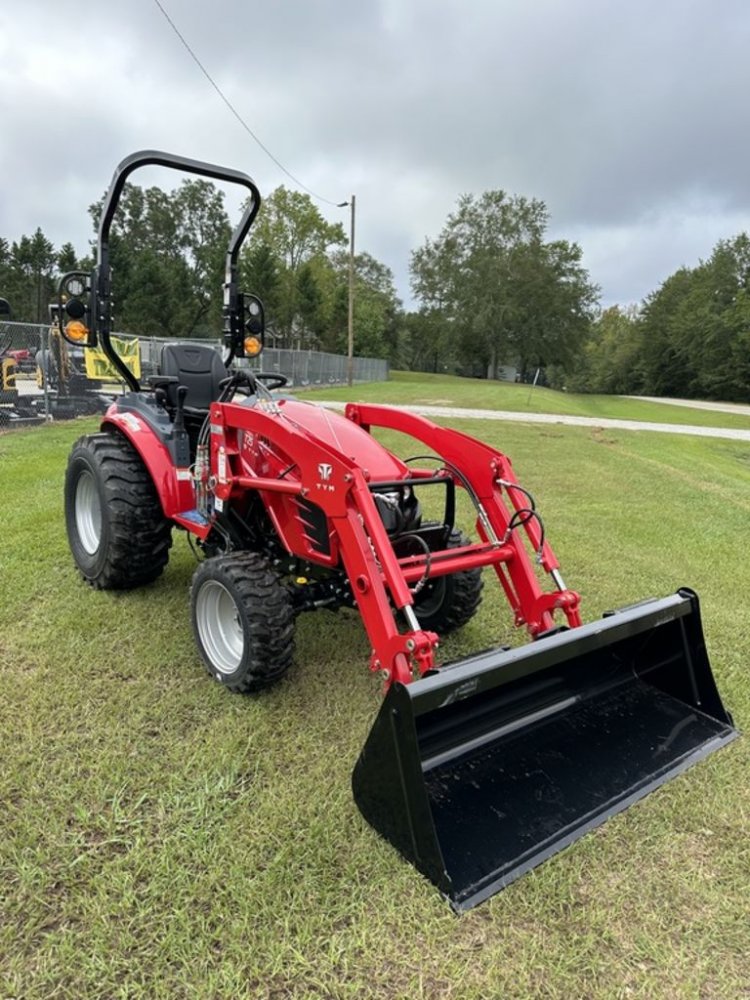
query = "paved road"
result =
(317, 401, 750, 443)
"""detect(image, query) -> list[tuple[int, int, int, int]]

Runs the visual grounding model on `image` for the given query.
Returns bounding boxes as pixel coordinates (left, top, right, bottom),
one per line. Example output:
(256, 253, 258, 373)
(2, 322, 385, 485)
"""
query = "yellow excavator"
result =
(35, 304, 113, 417)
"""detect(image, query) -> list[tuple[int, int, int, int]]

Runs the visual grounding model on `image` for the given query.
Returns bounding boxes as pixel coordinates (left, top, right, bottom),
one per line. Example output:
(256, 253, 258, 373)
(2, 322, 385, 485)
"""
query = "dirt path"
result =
(622, 395, 750, 417)
(318, 401, 750, 443)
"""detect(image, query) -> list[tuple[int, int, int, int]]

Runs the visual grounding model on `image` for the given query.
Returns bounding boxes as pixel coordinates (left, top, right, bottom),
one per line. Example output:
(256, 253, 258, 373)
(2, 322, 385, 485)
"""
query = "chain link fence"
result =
(0, 323, 389, 432)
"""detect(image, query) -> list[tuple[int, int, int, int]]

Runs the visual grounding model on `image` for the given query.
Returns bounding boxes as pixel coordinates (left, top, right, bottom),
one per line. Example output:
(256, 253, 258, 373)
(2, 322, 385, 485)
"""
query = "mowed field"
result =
(1, 376, 748, 999)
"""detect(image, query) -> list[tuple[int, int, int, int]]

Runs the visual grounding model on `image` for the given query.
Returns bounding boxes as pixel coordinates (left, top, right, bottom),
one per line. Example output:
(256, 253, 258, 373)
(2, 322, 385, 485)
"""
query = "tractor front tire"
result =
(412, 529, 484, 634)
(65, 431, 172, 589)
(191, 553, 294, 693)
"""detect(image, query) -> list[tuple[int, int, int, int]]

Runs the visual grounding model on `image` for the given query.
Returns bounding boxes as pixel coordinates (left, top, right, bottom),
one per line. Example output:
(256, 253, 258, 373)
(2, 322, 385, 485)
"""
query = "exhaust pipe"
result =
(352, 589, 737, 911)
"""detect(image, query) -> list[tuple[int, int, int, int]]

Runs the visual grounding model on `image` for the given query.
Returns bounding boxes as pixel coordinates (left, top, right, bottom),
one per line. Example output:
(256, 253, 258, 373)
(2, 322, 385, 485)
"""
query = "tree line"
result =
(2, 179, 749, 401)
(0, 180, 401, 362)
(557, 235, 750, 402)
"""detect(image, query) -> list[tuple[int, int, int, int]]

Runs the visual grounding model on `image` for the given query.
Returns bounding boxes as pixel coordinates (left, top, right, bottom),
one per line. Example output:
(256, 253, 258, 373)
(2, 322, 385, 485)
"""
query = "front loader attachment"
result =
(352, 589, 737, 911)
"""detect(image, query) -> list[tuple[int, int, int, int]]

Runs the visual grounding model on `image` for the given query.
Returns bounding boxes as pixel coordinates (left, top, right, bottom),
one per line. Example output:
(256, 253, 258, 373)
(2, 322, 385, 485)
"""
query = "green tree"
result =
(172, 180, 231, 335)
(251, 187, 346, 270)
(241, 240, 281, 332)
(88, 179, 231, 337)
(57, 242, 79, 273)
(243, 187, 346, 345)
(295, 262, 326, 347)
(0, 231, 88, 321)
(639, 268, 705, 397)
(411, 191, 598, 379)
(574, 232, 750, 403)
(561, 305, 643, 394)
(398, 309, 459, 373)
(682, 235, 750, 399)
(327, 250, 402, 359)
(0, 237, 11, 300)
(10, 228, 57, 322)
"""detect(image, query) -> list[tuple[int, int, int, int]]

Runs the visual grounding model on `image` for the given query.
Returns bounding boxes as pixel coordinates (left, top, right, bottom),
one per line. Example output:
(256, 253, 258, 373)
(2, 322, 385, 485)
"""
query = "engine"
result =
(372, 486, 422, 537)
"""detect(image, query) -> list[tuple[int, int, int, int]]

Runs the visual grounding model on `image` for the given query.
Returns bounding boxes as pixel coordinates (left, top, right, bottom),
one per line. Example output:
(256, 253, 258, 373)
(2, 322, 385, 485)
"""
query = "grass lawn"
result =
(300, 370, 750, 430)
(1, 387, 748, 999)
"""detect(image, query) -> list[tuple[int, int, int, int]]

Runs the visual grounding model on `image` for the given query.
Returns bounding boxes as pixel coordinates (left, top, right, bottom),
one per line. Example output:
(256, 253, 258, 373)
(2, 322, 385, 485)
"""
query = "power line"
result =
(151, 0, 344, 208)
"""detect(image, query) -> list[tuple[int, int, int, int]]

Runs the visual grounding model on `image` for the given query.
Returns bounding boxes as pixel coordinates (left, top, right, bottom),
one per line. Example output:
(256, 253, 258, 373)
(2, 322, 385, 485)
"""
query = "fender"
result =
(102, 407, 195, 518)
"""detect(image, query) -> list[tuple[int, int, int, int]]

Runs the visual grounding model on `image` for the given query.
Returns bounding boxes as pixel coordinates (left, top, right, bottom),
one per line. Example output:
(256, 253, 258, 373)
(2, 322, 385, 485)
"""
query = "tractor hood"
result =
(277, 399, 409, 480)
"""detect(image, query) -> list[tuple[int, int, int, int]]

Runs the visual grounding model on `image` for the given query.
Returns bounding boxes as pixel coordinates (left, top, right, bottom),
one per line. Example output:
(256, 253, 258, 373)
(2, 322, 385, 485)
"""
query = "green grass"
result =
(299, 370, 750, 430)
(1, 401, 749, 999)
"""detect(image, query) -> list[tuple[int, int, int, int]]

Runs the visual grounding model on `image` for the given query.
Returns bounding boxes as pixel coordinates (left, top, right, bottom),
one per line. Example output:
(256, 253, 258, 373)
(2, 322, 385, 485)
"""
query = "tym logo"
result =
(318, 463, 333, 480)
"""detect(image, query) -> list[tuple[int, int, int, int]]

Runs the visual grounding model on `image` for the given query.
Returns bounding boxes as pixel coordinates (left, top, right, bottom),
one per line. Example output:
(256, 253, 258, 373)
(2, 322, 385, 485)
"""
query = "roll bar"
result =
(93, 150, 261, 391)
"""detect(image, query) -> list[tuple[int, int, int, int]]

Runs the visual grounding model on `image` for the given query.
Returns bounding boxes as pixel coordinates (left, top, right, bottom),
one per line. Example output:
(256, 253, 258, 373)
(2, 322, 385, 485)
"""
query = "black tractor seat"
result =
(158, 343, 226, 413)
(152, 344, 228, 459)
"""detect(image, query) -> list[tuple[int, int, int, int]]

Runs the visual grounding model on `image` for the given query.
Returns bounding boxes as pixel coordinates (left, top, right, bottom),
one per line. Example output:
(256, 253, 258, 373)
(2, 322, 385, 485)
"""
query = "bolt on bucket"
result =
(352, 589, 738, 911)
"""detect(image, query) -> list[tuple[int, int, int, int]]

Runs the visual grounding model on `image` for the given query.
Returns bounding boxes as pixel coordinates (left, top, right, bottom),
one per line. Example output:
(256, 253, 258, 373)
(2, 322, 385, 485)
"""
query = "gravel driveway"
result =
(318, 401, 750, 443)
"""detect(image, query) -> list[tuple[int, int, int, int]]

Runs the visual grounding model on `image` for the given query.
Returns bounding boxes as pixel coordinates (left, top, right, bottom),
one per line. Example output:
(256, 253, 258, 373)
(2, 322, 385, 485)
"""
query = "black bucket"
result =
(352, 589, 738, 911)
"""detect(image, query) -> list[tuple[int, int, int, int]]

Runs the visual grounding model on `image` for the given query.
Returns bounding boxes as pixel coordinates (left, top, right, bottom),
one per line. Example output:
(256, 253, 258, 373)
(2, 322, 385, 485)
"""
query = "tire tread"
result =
(191, 552, 294, 693)
(65, 431, 172, 589)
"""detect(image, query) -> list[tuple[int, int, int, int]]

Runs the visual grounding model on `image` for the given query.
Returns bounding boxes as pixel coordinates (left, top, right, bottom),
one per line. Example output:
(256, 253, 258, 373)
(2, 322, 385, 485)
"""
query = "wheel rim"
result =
(75, 470, 102, 555)
(415, 578, 447, 618)
(195, 580, 244, 675)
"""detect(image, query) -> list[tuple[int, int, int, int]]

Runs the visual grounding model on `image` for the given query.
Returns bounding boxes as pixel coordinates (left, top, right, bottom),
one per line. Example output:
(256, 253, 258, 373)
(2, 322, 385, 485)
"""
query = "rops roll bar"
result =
(64, 150, 261, 392)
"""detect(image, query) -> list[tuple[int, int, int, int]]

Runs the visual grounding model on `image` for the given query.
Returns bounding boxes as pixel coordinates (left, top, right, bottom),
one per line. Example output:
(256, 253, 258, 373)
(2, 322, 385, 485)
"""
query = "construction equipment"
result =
(0, 326, 20, 425)
(0, 299, 15, 403)
(61, 151, 738, 911)
(0, 326, 42, 425)
(37, 305, 112, 418)
(0, 332, 17, 402)
(0, 299, 35, 374)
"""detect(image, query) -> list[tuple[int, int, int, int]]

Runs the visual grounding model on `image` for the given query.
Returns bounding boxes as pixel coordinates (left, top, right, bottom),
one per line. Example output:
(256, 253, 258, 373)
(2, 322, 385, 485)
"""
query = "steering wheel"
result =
(219, 370, 290, 397)
(254, 372, 290, 390)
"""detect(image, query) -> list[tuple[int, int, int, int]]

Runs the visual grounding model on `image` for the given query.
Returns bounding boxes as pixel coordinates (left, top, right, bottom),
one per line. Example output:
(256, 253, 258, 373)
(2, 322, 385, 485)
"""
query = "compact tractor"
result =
(61, 152, 737, 910)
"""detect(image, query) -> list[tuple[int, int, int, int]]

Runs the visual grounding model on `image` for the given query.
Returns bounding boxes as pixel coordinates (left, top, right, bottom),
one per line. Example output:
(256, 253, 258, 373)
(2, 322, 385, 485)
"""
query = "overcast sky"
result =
(2, 0, 750, 310)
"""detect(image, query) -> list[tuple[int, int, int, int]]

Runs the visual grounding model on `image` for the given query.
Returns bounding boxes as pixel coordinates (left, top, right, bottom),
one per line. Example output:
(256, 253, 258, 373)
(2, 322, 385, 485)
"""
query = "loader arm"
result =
(345, 403, 582, 635)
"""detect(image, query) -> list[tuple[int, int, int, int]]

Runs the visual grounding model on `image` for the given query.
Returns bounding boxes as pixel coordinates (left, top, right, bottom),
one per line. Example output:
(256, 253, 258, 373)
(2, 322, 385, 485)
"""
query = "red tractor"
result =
(61, 152, 736, 911)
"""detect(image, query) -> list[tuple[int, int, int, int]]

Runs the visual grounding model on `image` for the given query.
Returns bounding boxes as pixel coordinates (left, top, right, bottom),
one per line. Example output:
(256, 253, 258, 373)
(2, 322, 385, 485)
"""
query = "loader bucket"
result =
(352, 589, 737, 911)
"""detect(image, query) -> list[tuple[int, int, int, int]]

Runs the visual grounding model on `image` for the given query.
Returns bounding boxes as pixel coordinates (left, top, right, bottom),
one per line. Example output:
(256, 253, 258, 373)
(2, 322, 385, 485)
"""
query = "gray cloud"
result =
(3, 0, 750, 309)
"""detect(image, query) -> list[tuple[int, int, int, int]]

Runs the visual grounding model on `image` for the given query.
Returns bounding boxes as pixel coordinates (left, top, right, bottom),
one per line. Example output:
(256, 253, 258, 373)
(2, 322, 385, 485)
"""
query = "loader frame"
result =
(104, 391, 581, 686)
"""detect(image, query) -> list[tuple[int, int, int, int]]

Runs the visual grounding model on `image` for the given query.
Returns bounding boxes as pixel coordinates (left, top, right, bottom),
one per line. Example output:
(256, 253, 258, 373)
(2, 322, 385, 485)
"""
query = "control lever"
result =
(174, 385, 188, 433)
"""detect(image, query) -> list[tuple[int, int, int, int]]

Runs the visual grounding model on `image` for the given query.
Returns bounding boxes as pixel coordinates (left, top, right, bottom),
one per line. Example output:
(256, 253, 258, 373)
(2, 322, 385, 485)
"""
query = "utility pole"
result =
(346, 196, 356, 386)
(337, 195, 356, 386)
(339, 195, 355, 386)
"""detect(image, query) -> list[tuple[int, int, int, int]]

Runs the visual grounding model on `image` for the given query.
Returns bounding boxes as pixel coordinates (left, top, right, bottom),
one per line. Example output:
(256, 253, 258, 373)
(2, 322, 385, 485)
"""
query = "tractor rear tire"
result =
(191, 553, 294, 693)
(412, 529, 483, 634)
(65, 431, 172, 589)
